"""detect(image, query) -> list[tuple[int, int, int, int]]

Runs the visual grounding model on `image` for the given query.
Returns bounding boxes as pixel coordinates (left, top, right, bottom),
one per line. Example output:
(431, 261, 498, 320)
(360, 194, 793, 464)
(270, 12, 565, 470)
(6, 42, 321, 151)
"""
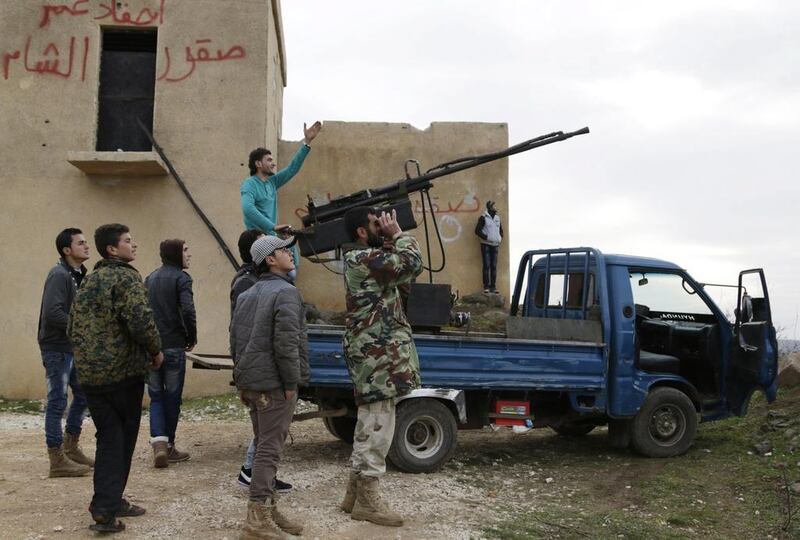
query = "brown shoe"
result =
(339, 470, 358, 513)
(168, 445, 190, 463)
(152, 440, 169, 468)
(240, 499, 286, 540)
(351, 475, 404, 527)
(63, 432, 94, 467)
(270, 496, 303, 535)
(48, 447, 90, 478)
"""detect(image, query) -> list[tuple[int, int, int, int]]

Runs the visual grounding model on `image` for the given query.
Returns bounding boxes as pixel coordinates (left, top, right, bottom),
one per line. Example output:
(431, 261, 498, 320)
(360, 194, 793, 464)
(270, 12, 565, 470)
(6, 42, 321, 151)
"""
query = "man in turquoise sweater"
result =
(241, 122, 322, 265)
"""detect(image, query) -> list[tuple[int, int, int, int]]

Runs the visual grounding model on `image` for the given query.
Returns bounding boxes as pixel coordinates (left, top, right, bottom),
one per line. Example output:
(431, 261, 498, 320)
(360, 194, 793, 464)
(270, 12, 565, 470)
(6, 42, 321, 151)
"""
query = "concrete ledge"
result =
(67, 151, 168, 176)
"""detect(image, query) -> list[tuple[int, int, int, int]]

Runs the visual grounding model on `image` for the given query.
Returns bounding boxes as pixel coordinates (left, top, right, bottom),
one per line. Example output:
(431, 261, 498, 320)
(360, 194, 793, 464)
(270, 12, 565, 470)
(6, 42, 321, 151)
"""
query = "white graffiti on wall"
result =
(438, 214, 463, 243)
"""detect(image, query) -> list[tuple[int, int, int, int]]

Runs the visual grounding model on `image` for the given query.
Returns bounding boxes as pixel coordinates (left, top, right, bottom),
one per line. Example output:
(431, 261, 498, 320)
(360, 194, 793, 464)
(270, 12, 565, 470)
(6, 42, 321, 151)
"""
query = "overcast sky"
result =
(281, 0, 799, 337)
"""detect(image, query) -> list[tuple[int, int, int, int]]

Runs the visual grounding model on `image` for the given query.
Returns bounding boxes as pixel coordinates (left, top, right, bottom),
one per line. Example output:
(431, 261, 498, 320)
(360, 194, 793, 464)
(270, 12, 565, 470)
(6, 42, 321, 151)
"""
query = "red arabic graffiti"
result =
(3, 0, 245, 84)
(157, 39, 246, 83)
(3, 35, 90, 81)
(413, 195, 481, 215)
(39, 0, 89, 28)
(39, 0, 165, 28)
(94, 0, 165, 26)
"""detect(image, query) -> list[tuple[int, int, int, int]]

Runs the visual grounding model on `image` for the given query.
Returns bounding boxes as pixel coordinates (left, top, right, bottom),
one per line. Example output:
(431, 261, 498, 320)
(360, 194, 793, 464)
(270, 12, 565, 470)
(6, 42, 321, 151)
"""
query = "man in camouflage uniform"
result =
(68, 223, 163, 533)
(338, 207, 423, 527)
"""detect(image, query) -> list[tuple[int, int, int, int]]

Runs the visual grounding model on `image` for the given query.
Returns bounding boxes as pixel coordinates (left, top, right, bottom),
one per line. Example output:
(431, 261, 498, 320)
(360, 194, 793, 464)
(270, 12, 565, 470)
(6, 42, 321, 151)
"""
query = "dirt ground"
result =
(2, 390, 799, 539)
(0, 403, 501, 540)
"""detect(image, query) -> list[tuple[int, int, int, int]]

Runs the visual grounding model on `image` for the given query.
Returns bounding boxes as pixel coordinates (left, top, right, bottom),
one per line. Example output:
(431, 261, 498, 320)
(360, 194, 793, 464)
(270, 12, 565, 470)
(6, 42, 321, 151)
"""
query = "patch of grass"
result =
(180, 392, 249, 421)
(0, 397, 43, 414)
(469, 386, 800, 539)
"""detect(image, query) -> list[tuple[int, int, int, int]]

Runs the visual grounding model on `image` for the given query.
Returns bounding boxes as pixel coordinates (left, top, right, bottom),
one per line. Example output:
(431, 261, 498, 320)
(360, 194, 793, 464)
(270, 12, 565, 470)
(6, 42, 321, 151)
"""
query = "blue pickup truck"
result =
(299, 247, 778, 473)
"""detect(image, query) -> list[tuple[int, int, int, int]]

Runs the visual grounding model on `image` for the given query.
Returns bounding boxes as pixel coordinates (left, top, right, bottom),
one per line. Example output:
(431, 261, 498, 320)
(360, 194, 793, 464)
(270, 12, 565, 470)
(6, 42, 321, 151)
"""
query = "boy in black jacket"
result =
(145, 239, 197, 468)
(38, 227, 94, 477)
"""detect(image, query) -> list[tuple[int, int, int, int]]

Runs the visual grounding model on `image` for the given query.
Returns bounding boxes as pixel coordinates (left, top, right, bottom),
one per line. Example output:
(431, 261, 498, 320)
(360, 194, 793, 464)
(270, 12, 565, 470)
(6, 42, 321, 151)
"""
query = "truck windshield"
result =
(629, 272, 712, 317)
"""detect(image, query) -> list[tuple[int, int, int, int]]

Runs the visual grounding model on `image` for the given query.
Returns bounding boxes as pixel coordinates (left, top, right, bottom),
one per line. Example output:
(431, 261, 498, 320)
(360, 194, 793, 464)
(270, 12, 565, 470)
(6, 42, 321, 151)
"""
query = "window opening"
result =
(96, 29, 157, 151)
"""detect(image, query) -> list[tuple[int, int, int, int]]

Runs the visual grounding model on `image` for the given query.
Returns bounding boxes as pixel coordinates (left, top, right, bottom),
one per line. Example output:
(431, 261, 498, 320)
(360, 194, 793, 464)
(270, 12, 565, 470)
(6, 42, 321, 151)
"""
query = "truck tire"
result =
(387, 399, 458, 473)
(630, 387, 697, 458)
(552, 423, 596, 437)
(323, 416, 356, 444)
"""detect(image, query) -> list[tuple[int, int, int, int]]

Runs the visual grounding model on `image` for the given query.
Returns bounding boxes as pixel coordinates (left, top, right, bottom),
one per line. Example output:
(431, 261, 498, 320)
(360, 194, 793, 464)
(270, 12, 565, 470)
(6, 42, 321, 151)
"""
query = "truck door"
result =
(727, 269, 778, 414)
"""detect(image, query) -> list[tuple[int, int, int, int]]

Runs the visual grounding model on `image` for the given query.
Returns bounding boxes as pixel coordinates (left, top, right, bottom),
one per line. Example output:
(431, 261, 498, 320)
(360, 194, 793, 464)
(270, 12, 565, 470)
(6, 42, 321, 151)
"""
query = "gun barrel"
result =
(303, 126, 589, 226)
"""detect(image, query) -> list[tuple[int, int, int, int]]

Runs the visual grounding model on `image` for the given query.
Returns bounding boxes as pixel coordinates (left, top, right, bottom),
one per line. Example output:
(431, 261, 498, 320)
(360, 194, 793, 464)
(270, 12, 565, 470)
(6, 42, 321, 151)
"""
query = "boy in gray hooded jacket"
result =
(230, 234, 309, 539)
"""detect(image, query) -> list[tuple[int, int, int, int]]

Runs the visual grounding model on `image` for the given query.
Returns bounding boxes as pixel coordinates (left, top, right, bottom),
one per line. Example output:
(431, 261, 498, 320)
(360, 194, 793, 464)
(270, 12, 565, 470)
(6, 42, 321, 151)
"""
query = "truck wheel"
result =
(387, 399, 458, 473)
(630, 387, 697, 458)
(323, 416, 356, 444)
(552, 423, 595, 437)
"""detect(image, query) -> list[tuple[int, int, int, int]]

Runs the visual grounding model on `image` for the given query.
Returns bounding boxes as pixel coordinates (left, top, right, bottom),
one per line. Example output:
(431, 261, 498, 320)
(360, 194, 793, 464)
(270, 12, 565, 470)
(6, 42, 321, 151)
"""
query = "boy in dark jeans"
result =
(38, 227, 93, 477)
(68, 223, 163, 533)
(145, 239, 197, 467)
(475, 200, 504, 292)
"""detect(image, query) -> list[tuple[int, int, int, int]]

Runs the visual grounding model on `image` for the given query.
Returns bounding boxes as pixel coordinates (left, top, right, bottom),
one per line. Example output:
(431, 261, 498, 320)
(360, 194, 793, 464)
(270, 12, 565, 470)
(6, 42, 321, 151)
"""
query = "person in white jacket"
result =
(474, 200, 504, 293)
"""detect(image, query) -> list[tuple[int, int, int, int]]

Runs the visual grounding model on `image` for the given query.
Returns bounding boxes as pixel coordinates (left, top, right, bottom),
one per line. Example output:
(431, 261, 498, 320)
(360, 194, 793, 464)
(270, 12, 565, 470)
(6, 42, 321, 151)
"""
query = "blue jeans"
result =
(244, 437, 256, 469)
(147, 348, 186, 444)
(42, 351, 88, 448)
(481, 243, 499, 290)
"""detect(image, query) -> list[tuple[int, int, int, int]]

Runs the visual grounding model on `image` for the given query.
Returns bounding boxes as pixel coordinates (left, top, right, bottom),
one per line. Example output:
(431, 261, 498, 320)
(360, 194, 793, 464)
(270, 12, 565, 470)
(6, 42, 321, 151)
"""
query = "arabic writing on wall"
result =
(2, 0, 247, 83)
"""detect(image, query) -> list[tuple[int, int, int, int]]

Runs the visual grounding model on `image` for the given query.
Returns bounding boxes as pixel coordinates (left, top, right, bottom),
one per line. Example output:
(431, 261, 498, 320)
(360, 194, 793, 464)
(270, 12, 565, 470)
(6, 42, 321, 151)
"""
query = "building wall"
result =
(280, 121, 510, 312)
(0, 3, 510, 400)
(0, 0, 283, 399)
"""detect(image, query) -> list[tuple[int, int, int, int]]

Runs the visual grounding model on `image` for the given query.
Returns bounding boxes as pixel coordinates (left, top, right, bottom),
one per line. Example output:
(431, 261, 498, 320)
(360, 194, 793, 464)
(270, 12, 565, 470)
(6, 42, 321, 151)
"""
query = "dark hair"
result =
(94, 223, 129, 259)
(238, 229, 264, 264)
(248, 148, 271, 175)
(159, 239, 185, 267)
(55, 228, 82, 258)
(344, 206, 376, 242)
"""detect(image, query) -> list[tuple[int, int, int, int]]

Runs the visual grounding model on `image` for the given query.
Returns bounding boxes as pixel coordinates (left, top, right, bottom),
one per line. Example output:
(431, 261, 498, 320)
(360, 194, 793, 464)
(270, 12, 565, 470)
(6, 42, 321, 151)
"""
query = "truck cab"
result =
(514, 248, 778, 456)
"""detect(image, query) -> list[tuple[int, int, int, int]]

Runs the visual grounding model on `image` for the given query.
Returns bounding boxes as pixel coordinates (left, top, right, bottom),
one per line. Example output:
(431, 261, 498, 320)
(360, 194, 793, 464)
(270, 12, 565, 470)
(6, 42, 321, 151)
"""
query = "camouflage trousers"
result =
(350, 399, 396, 477)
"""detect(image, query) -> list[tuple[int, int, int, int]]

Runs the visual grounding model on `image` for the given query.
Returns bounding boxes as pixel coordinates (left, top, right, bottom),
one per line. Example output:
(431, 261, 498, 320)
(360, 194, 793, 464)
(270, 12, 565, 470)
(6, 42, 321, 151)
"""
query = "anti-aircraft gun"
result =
(293, 126, 590, 329)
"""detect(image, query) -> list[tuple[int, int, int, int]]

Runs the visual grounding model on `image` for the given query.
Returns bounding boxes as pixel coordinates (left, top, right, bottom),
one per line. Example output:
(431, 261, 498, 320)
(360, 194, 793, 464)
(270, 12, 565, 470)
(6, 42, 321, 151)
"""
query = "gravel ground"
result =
(0, 404, 500, 539)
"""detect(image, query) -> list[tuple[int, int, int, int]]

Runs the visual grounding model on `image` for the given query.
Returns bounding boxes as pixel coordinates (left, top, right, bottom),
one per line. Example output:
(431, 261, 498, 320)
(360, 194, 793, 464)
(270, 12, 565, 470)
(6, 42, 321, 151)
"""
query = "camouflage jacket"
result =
(68, 258, 161, 391)
(343, 234, 423, 405)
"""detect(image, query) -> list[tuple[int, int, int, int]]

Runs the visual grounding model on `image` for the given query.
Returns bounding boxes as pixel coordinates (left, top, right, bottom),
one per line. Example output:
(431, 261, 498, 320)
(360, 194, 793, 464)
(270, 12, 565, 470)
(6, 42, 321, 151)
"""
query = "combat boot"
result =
(152, 440, 169, 468)
(240, 500, 286, 540)
(48, 447, 90, 478)
(63, 432, 94, 467)
(351, 474, 404, 527)
(270, 496, 303, 535)
(339, 470, 358, 513)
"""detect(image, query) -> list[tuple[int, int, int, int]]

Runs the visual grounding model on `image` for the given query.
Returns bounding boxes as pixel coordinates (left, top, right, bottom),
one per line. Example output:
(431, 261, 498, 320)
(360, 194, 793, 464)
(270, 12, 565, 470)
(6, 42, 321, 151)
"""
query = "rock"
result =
(483, 310, 509, 324)
(778, 357, 800, 388)
(791, 482, 800, 495)
(461, 291, 505, 308)
(545, 477, 554, 484)
(753, 440, 774, 455)
(785, 428, 799, 440)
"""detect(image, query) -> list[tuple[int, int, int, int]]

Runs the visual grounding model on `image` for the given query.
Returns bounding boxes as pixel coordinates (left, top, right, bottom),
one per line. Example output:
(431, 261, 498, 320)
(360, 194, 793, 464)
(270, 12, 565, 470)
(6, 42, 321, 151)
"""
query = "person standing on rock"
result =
(230, 234, 309, 539)
(475, 200, 504, 293)
(68, 223, 163, 533)
(339, 207, 423, 528)
(37, 227, 94, 478)
(145, 239, 197, 468)
(241, 121, 322, 279)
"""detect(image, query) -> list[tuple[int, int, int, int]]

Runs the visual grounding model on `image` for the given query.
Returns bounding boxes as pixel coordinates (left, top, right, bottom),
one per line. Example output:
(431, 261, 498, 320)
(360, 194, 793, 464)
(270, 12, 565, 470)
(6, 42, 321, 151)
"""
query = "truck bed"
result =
(308, 324, 606, 392)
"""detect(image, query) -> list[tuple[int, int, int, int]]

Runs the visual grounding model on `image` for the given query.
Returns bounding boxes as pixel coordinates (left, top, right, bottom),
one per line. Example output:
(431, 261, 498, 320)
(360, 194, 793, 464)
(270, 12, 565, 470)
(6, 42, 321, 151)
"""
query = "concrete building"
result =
(0, 0, 509, 399)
